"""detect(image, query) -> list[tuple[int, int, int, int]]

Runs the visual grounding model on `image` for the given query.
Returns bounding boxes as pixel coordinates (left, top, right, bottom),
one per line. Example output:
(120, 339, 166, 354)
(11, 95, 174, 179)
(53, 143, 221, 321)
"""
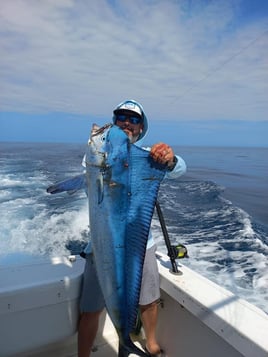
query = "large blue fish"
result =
(46, 123, 167, 356)
(85, 123, 167, 356)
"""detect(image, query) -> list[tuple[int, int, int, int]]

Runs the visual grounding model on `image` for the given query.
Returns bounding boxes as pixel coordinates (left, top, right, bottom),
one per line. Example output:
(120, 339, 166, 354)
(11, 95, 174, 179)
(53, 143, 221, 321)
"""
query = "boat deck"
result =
(22, 312, 146, 357)
(23, 335, 146, 357)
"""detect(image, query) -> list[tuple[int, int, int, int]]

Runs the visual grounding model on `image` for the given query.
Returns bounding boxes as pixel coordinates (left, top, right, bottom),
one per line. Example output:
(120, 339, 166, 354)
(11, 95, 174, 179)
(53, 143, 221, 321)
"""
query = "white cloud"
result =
(0, 0, 267, 121)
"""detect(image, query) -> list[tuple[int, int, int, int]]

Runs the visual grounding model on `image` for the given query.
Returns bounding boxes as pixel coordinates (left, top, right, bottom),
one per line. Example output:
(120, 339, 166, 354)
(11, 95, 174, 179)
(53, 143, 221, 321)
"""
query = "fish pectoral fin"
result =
(97, 177, 104, 204)
(97, 178, 120, 204)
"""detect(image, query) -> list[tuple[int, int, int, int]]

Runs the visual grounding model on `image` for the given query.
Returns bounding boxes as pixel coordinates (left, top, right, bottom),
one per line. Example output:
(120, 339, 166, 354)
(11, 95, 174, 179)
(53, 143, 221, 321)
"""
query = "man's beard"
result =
(122, 128, 140, 143)
(129, 133, 140, 143)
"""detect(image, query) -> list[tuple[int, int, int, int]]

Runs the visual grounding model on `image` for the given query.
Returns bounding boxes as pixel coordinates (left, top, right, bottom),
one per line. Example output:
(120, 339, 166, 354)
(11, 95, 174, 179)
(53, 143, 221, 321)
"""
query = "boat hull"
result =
(0, 254, 84, 357)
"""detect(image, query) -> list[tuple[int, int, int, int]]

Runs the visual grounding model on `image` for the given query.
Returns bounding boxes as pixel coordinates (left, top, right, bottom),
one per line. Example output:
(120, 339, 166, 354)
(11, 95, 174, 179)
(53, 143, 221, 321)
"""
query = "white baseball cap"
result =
(113, 99, 148, 140)
(113, 100, 143, 117)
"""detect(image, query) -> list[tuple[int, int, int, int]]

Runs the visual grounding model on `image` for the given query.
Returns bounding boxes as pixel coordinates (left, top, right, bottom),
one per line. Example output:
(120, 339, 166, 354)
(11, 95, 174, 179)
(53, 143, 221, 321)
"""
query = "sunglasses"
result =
(115, 114, 143, 125)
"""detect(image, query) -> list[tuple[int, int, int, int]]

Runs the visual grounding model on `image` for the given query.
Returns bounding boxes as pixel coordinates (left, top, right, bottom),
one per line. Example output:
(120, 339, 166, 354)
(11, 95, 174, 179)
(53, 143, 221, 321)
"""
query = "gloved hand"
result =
(150, 142, 174, 166)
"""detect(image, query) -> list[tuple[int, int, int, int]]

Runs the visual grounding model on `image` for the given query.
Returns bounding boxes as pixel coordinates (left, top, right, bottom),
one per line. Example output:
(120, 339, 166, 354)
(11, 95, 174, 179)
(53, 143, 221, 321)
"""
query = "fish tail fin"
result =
(118, 338, 148, 357)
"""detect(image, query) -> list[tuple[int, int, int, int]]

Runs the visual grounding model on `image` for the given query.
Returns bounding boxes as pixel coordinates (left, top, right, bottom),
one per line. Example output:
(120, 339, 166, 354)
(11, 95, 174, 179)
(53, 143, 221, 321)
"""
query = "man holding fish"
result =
(78, 100, 186, 357)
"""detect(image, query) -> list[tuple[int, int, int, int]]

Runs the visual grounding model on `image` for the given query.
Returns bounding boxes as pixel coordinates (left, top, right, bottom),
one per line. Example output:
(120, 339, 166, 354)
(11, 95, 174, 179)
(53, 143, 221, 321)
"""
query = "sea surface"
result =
(0, 142, 267, 313)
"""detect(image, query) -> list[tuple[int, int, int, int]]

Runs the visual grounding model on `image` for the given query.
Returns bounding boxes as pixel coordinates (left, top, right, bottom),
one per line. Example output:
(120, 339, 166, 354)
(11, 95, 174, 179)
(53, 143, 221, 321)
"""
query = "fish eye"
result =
(101, 135, 106, 141)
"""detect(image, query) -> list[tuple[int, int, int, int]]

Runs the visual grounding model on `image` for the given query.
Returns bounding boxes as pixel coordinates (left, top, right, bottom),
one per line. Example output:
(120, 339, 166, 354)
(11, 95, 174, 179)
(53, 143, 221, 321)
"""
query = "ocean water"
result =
(0, 142, 267, 313)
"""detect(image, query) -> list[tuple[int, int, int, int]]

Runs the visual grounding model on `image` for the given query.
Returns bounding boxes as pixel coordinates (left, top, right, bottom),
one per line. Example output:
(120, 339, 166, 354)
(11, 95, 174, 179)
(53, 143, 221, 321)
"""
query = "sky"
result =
(0, 0, 268, 147)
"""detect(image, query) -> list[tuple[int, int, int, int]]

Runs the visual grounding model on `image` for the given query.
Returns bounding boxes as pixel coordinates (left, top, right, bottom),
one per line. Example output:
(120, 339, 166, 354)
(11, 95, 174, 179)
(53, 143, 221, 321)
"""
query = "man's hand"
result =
(150, 142, 174, 166)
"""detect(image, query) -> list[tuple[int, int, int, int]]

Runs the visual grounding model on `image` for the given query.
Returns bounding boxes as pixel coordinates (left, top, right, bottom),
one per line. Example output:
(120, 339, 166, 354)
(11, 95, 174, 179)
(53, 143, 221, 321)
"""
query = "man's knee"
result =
(140, 299, 160, 312)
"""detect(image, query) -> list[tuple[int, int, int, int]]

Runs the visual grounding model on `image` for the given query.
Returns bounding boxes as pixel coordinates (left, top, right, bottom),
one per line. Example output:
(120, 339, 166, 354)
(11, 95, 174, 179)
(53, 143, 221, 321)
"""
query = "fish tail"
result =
(118, 338, 148, 357)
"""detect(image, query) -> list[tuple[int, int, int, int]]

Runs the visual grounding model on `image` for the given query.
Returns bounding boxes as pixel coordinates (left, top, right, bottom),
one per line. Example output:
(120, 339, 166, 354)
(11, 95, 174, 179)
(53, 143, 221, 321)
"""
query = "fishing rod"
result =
(155, 201, 188, 274)
(134, 201, 187, 335)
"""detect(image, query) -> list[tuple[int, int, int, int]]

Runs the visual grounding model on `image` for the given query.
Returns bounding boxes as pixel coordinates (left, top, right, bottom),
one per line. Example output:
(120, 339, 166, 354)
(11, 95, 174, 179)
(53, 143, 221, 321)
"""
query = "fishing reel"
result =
(168, 244, 188, 260)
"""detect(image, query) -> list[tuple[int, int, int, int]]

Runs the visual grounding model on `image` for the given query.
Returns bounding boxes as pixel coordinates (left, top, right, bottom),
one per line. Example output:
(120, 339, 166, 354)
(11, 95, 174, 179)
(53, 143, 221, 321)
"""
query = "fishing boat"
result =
(1, 250, 267, 357)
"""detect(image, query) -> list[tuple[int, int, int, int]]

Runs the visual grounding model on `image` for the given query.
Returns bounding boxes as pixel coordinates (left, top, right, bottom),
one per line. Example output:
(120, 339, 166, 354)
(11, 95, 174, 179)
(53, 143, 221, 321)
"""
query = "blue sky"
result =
(0, 0, 267, 146)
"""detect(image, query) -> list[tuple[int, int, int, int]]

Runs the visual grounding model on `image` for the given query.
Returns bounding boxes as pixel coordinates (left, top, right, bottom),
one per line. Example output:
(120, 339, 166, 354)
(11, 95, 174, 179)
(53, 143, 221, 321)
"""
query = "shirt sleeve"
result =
(165, 155, 187, 179)
(82, 154, 86, 168)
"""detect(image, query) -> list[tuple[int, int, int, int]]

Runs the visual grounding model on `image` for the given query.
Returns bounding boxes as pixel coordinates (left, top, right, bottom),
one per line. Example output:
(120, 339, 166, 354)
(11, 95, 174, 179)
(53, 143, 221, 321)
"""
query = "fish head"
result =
(86, 123, 131, 169)
(89, 123, 111, 148)
(86, 123, 112, 167)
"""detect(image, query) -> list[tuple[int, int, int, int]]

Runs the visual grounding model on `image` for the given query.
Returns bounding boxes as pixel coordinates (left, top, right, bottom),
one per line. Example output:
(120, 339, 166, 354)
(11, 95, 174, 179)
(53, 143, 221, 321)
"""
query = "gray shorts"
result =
(80, 244, 160, 312)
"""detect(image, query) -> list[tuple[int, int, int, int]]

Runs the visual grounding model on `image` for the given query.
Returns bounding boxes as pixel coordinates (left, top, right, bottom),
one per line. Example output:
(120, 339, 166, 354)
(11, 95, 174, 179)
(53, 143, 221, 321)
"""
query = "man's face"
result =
(114, 111, 144, 143)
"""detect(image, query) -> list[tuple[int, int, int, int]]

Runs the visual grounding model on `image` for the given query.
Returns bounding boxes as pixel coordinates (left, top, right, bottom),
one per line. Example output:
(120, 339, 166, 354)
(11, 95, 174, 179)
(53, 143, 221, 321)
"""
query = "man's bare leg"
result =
(78, 310, 102, 357)
(140, 301, 161, 354)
